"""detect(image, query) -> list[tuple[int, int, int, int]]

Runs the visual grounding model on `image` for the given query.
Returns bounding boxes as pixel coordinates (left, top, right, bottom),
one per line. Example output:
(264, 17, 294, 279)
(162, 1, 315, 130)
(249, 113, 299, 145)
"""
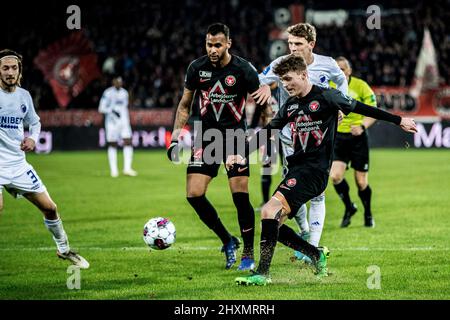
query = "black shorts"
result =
(333, 131, 370, 172)
(187, 136, 250, 179)
(275, 166, 328, 218)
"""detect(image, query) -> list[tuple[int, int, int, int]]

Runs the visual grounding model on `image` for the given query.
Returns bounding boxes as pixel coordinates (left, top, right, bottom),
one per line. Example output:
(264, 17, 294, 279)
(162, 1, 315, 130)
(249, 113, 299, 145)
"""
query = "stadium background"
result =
(3, 0, 449, 152)
(1, 0, 450, 303)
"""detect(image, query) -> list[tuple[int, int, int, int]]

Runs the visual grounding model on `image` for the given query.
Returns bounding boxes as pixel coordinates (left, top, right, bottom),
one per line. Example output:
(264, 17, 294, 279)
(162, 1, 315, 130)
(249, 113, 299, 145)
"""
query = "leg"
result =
(24, 190, 58, 220)
(293, 203, 309, 234)
(24, 191, 89, 268)
(186, 174, 228, 241)
(292, 203, 311, 261)
(229, 176, 255, 269)
(260, 163, 272, 205)
(107, 141, 119, 177)
(186, 174, 238, 268)
(352, 132, 373, 227)
(308, 192, 326, 247)
(254, 193, 287, 277)
(355, 170, 374, 227)
(24, 191, 65, 251)
(123, 138, 137, 176)
(331, 160, 357, 227)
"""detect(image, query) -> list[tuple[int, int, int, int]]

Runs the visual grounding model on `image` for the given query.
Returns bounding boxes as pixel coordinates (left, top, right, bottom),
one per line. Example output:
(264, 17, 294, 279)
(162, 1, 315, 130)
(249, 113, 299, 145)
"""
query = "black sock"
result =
(278, 224, 320, 261)
(358, 185, 372, 216)
(187, 195, 231, 245)
(232, 192, 255, 258)
(334, 179, 353, 210)
(261, 174, 272, 203)
(256, 219, 279, 275)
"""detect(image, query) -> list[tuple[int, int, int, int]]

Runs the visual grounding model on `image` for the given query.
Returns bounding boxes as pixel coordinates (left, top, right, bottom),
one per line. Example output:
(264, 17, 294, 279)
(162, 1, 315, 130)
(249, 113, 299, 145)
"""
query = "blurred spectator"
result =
(3, 0, 448, 110)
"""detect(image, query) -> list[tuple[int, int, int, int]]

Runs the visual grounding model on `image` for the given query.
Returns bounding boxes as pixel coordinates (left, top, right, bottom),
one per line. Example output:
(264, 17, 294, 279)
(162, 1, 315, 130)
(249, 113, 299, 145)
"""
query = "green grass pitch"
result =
(0, 149, 449, 300)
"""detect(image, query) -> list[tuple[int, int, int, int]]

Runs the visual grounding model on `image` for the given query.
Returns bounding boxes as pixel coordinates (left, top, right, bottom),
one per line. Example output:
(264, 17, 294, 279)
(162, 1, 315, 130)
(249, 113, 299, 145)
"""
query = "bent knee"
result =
(186, 191, 205, 199)
(356, 180, 368, 190)
(41, 203, 57, 216)
(330, 171, 344, 184)
(261, 204, 274, 219)
(355, 175, 368, 190)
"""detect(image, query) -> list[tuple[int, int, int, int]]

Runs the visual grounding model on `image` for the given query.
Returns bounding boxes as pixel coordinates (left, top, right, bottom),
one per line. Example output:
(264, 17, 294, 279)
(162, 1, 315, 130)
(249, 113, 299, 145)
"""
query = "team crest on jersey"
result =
(309, 101, 320, 112)
(319, 74, 328, 84)
(286, 178, 297, 187)
(225, 75, 236, 86)
(21, 104, 27, 113)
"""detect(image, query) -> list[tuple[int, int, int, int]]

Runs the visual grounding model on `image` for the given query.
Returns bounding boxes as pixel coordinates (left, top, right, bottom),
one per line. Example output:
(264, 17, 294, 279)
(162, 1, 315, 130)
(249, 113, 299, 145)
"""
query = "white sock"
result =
(44, 218, 70, 253)
(308, 193, 326, 247)
(123, 145, 133, 171)
(294, 203, 309, 234)
(108, 146, 118, 175)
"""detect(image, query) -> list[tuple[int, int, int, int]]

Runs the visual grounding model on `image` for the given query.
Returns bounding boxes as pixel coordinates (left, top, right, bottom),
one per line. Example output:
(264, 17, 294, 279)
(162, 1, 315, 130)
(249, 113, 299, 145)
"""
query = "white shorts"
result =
(0, 163, 47, 198)
(105, 120, 132, 143)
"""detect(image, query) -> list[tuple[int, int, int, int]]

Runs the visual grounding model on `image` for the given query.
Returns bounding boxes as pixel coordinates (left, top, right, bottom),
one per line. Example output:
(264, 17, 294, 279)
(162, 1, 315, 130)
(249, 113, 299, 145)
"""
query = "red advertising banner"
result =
(38, 109, 174, 128)
(373, 86, 450, 120)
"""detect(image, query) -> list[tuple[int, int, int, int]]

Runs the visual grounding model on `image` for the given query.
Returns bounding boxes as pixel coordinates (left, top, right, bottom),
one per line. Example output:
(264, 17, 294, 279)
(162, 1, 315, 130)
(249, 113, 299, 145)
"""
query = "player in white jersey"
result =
(98, 76, 137, 177)
(251, 23, 348, 263)
(0, 49, 89, 269)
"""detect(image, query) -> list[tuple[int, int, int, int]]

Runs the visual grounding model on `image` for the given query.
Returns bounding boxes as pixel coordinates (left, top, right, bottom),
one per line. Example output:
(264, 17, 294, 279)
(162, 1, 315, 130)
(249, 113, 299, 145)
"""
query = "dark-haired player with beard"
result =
(167, 24, 268, 271)
(0, 49, 89, 269)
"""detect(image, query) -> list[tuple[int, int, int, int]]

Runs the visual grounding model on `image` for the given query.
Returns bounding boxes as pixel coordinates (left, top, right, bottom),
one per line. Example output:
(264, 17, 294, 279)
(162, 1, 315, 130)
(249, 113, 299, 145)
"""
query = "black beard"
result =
(1, 78, 17, 89)
(209, 54, 224, 65)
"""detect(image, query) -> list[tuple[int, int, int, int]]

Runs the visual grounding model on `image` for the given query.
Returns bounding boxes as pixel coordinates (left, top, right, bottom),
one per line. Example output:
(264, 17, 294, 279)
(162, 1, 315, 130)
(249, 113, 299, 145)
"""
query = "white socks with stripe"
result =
(308, 194, 326, 247)
(123, 145, 133, 172)
(294, 203, 309, 234)
(294, 194, 326, 247)
(108, 146, 118, 176)
(44, 218, 70, 254)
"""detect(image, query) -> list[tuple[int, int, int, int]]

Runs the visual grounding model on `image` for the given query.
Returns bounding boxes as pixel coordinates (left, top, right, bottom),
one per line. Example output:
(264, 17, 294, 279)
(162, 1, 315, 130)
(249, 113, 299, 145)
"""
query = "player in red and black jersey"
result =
(230, 54, 417, 285)
(167, 23, 268, 271)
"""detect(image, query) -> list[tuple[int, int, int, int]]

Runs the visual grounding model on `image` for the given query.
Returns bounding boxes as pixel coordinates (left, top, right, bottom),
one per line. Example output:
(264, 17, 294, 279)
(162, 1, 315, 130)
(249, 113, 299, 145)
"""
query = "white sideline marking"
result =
(0, 246, 448, 252)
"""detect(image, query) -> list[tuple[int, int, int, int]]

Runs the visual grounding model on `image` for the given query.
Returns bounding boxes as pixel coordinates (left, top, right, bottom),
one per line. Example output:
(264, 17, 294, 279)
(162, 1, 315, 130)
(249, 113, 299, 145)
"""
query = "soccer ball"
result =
(143, 217, 176, 250)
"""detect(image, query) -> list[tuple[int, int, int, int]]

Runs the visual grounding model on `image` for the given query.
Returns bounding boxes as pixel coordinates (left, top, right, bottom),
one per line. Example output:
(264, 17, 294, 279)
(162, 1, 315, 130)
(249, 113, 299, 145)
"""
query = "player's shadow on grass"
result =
(65, 215, 134, 224)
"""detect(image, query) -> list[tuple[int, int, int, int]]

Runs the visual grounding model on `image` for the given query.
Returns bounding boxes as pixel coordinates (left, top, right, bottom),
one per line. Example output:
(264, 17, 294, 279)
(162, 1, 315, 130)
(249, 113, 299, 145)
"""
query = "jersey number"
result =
(27, 170, 38, 184)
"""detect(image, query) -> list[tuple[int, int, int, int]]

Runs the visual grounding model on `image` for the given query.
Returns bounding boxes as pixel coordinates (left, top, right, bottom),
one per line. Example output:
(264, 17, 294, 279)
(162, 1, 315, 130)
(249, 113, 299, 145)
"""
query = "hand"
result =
(400, 118, 417, 133)
(20, 138, 36, 152)
(167, 141, 179, 162)
(350, 125, 364, 136)
(251, 85, 271, 105)
(112, 110, 121, 118)
(338, 111, 344, 124)
(225, 154, 246, 171)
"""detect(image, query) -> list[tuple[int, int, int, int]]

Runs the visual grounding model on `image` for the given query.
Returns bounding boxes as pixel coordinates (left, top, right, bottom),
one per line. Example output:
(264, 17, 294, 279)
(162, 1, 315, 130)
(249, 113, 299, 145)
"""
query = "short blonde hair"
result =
(286, 23, 316, 42)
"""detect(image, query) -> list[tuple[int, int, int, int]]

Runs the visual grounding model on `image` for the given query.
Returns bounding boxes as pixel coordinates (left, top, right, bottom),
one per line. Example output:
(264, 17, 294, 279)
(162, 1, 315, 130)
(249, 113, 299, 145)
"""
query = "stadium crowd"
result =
(4, 0, 449, 110)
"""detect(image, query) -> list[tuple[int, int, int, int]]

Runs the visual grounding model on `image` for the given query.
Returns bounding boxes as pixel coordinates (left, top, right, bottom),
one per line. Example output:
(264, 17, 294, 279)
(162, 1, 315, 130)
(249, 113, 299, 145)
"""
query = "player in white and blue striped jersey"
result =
(251, 23, 348, 263)
(0, 49, 89, 269)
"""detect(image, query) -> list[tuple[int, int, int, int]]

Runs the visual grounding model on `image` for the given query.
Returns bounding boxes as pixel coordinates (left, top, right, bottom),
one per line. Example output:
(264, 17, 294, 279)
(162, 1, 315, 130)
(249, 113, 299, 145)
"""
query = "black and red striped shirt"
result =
(185, 55, 260, 132)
